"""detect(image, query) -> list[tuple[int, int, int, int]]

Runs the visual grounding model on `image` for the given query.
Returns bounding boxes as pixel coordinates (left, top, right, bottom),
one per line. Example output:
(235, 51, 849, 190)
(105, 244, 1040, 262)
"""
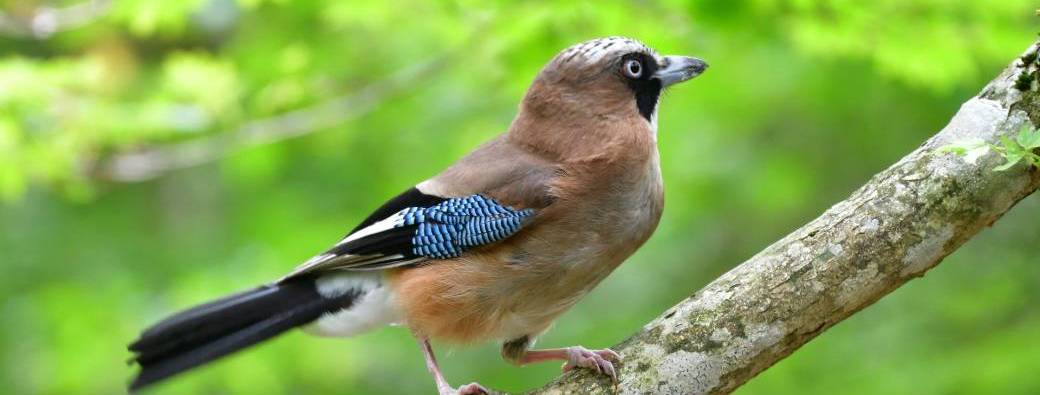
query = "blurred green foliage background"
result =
(1, 0, 1038, 394)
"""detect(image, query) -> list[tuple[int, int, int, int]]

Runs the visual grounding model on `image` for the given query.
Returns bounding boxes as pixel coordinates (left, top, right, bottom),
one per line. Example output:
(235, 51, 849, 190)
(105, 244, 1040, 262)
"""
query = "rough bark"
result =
(527, 41, 1040, 395)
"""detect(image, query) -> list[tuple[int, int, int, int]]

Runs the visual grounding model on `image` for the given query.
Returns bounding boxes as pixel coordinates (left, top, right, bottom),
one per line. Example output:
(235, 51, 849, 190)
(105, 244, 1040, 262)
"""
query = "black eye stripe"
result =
(619, 52, 661, 121)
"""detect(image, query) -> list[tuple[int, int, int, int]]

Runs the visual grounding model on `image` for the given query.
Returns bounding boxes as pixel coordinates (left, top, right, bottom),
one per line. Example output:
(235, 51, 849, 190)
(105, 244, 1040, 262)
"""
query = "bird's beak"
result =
(654, 56, 709, 88)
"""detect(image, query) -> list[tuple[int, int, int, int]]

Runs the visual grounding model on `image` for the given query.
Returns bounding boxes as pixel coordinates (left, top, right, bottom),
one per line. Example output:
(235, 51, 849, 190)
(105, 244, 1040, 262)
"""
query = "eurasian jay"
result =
(127, 36, 707, 394)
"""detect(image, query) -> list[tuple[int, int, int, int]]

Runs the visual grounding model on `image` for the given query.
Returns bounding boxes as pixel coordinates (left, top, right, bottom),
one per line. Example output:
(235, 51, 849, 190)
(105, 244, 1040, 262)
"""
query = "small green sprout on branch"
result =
(938, 125, 1040, 171)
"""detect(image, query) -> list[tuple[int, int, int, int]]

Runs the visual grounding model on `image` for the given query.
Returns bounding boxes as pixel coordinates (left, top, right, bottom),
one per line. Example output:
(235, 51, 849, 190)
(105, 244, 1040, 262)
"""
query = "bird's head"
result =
(510, 37, 707, 160)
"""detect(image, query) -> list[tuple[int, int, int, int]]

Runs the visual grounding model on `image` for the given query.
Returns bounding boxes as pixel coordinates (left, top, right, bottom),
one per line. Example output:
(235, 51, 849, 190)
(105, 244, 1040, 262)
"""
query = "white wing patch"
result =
(279, 210, 415, 280)
(335, 211, 407, 246)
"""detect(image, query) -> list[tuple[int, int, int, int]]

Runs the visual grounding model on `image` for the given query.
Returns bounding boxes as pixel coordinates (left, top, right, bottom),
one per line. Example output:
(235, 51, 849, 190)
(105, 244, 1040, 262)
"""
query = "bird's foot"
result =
(439, 382, 487, 395)
(561, 346, 621, 382)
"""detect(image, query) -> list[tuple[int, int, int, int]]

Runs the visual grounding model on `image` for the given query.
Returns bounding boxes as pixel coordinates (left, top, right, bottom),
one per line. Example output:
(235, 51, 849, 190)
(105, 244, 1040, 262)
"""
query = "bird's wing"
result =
(280, 135, 557, 280)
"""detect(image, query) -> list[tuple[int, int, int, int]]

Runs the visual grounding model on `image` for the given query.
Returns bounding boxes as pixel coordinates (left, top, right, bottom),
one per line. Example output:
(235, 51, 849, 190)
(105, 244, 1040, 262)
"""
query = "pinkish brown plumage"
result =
(127, 37, 707, 395)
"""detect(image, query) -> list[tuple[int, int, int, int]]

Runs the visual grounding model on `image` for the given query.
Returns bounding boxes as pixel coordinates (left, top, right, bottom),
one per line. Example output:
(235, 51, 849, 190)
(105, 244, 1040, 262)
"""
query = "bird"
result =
(127, 36, 708, 395)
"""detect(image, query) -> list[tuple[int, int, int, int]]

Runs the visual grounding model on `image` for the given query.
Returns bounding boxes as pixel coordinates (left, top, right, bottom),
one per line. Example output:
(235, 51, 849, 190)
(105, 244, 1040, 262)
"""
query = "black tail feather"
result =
(128, 278, 356, 391)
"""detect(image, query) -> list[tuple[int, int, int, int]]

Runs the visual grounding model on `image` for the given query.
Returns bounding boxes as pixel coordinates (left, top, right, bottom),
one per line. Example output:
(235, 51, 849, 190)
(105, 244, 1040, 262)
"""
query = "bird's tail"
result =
(127, 277, 357, 391)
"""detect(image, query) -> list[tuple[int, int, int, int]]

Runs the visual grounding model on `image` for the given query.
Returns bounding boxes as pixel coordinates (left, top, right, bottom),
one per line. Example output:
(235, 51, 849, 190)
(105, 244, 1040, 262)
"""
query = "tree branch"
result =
(92, 55, 449, 182)
(91, 22, 496, 183)
(528, 41, 1040, 394)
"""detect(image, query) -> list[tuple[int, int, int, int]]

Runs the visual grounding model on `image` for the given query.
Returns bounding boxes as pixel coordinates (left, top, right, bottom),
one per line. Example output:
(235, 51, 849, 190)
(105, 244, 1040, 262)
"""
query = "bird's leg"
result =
(502, 338, 621, 383)
(523, 347, 621, 381)
(417, 337, 488, 395)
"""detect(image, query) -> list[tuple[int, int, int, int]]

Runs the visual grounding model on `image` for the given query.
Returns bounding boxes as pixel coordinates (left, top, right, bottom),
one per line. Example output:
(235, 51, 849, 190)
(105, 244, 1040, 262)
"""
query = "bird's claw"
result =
(561, 346, 622, 382)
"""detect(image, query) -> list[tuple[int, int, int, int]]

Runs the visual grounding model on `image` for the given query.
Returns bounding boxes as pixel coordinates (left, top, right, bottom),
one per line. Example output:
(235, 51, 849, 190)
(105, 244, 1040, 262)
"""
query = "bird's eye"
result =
(623, 59, 642, 79)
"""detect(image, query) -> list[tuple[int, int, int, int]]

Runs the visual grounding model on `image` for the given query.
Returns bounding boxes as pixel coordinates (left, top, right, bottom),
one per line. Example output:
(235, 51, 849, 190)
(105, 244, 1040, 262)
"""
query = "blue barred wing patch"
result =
(398, 195, 535, 259)
(284, 193, 535, 277)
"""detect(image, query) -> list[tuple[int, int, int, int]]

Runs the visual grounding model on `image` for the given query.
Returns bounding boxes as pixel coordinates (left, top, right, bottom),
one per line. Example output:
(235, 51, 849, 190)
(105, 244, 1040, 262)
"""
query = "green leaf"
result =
(937, 145, 966, 155)
(994, 151, 1024, 171)
(1000, 136, 1026, 155)
(938, 139, 991, 165)
(937, 138, 987, 155)
(1015, 125, 1040, 149)
(1028, 155, 1040, 168)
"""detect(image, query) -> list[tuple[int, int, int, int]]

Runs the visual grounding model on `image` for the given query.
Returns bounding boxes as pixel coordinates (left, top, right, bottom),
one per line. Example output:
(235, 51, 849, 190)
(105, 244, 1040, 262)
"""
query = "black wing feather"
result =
(328, 225, 418, 257)
(347, 187, 446, 235)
